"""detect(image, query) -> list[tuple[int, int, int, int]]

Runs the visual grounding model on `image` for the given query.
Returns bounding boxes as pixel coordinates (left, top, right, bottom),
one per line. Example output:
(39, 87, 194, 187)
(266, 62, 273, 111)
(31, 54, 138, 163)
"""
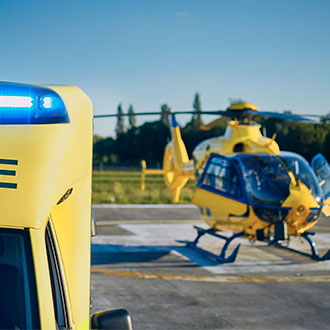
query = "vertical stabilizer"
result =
(162, 114, 195, 202)
(170, 113, 190, 165)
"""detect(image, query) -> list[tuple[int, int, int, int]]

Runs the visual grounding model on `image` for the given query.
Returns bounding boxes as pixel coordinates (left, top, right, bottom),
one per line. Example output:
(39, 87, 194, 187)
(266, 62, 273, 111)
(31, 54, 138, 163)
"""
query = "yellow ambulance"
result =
(0, 82, 132, 329)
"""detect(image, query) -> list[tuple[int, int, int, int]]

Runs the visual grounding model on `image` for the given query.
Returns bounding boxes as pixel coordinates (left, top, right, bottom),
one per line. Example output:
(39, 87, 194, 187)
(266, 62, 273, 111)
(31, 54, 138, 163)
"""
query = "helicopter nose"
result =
(282, 181, 320, 234)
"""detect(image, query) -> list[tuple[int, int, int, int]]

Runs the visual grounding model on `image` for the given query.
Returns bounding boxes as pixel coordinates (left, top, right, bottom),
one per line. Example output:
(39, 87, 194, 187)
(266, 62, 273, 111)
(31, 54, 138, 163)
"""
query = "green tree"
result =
(116, 103, 125, 136)
(113, 119, 170, 167)
(192, 92, 203, 128)
(93, 136, 116, 165)
(128, 104, 136, 129)
(263, 118, 327, 161)
(323, 129, 330, 161)
(93, 134, 103, 145)
(160, 104, 170, 127)
(321, 111, 330, 124)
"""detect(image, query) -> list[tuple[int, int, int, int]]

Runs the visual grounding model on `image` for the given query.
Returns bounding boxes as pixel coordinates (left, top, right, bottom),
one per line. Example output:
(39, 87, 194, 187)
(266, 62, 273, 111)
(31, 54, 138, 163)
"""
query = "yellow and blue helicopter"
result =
(96, 102, 330, 263)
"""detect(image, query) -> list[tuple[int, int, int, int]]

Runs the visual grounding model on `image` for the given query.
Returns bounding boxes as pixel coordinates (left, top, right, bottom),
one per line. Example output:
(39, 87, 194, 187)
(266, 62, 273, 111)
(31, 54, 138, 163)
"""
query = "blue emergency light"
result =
(0, 82, 69, 124)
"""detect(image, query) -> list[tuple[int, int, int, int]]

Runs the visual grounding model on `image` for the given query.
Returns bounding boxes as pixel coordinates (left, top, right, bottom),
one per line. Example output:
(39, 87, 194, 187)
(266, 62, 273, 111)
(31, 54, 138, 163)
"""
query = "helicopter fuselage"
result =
(192, 151, 322, 241)
(141, 106, 330, 261)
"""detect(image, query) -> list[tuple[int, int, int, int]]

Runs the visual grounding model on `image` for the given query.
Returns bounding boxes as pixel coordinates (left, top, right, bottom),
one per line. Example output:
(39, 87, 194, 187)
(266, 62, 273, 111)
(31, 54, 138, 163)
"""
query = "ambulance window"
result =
(0, 228, 40, 329)
(46, 223, 69, 329)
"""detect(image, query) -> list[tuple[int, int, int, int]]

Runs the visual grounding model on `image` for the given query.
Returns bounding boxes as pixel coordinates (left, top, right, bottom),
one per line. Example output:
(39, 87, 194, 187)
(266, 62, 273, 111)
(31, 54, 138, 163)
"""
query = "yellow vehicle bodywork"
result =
(0, 84, 93, 329)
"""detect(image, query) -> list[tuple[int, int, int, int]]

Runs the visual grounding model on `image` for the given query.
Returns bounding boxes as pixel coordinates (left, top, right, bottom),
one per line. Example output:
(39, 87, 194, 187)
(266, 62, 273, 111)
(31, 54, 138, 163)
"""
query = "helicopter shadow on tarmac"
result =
(91, 243, 222, 267)
(91, 218, 330, 275)
(90, 240, 326, 270)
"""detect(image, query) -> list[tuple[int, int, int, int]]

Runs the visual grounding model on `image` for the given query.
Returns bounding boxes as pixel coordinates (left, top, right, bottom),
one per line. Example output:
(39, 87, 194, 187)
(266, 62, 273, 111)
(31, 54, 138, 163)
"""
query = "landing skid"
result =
(186, 226, 244, 263)
(269, 232, 330, 261)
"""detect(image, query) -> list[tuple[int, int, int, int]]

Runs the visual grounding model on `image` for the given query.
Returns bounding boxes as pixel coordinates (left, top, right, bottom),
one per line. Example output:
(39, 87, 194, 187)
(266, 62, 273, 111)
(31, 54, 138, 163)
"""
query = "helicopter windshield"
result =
(280, 152, 323, 203)
(237, 154, 291, 206)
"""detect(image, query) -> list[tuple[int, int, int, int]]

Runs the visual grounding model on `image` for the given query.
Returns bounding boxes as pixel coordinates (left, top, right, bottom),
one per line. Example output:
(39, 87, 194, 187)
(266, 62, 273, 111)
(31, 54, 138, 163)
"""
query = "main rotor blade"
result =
(255, 111, 317, 123)
(295, 114, 323, 118)
(94, 111, 164, 118)
(94, 110, 227, 118)
(174, 109, 319, 123)
(172, 110, 227, 115)
(94, 110, 320, 123)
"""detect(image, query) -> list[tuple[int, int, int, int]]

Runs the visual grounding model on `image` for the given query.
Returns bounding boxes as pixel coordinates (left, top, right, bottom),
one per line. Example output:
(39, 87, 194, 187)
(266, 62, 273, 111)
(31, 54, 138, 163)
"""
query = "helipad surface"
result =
(91, 205, 330, 330)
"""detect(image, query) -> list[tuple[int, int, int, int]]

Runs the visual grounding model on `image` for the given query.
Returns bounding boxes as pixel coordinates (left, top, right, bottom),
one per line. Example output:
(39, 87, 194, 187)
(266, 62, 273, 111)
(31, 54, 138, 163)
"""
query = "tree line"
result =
(93, 93, 330, 168)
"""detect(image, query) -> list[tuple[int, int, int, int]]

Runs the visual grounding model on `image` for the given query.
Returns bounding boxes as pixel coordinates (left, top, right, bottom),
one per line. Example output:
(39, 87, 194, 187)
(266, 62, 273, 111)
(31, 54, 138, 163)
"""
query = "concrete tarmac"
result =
(91, 205, 330, 330)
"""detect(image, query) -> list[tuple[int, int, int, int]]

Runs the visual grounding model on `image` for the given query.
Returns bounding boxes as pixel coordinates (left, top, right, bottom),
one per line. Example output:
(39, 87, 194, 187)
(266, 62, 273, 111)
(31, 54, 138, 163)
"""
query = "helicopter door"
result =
(198, 154, 245, 199)
(311, 153, 330, 216)
(193, 153, 247, 223)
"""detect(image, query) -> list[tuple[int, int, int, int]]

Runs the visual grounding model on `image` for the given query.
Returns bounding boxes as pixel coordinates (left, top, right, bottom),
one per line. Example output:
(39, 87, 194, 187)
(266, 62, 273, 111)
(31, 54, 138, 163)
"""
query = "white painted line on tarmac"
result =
(91, 268, 330, 283)
(92, 204, 198, 209)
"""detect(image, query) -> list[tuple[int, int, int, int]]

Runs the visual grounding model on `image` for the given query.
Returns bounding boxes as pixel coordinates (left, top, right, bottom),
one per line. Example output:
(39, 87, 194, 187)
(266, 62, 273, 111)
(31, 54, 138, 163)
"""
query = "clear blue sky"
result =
(1, 0, 329, 137)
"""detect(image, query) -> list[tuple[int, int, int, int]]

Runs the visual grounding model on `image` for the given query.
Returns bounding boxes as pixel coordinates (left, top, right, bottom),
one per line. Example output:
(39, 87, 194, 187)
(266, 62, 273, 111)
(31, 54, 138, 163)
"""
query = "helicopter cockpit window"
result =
(202, 156, 242, 198)
(280, 152, 323, 203)
(237, 154, 291, 206)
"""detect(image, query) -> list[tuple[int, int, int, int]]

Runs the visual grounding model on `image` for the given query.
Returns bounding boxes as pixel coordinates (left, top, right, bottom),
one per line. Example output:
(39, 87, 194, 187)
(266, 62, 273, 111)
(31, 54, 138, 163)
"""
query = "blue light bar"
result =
(0, 82, 69, 124)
